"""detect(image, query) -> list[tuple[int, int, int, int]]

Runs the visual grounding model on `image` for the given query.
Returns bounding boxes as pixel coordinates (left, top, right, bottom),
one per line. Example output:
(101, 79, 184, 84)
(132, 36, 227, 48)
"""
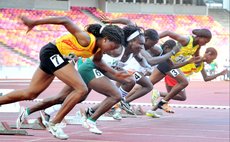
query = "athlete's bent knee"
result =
(113, 93, 122, 102)
(181, 96, 187, 101)
(179, 79, 189, 88)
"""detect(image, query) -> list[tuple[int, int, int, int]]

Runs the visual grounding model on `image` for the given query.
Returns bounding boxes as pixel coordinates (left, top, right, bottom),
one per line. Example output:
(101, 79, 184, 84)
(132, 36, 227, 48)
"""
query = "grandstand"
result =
(0, 0, 229, 79)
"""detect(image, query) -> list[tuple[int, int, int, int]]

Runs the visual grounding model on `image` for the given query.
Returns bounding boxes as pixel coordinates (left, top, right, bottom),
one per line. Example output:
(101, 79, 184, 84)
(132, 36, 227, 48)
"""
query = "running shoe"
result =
(82, 118, 102, 134)
(48, 122, 69, 140)
(151, 89, 160, 106)
(157, 101, 174, 113)
(112, 108, 122, 120)
(16, 107, 28, 129)
(40, 111, 50, 128)
(120, 98, 135, 115)
(85, 107, 95, 118)
(145, 110, 161, 118)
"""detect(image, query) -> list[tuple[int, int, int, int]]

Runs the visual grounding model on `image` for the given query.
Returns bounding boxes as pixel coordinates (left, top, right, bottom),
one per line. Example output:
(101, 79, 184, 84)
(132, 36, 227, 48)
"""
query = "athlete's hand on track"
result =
(19, 15, 35, 33)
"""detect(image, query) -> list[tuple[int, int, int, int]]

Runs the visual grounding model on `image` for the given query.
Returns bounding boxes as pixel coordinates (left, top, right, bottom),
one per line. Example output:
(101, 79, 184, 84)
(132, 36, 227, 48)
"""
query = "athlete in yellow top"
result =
(147, 29, 212, 115)
(146, 46, 227, 118)
(170, 36, 200, 64)
(55, 32, 97, 58)
(0, 15, 129, 140)
(162, 47, 227, 101)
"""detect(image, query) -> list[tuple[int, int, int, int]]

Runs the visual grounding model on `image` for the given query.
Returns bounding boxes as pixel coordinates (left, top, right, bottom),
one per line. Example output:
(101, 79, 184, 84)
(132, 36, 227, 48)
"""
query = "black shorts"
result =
(39, 43, 69, 74)
(157, 61, 172, 75)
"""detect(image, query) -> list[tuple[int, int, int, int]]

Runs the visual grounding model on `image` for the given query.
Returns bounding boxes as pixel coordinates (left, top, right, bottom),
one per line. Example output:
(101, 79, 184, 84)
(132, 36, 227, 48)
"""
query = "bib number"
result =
(174, 55, 186, 63)
(50, 54, 64, 67)
(169, 69, 180, 77)
(93, 69, 104, 78)
(133, 72, 142, 81)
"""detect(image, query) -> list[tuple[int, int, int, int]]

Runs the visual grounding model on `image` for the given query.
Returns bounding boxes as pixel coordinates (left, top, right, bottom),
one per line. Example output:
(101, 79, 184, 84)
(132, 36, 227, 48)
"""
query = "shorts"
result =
(156, 61, 172, 75)
(39, 43, 69, 74)
(77, 59, 104, 85)
(164, 75, 178, 87)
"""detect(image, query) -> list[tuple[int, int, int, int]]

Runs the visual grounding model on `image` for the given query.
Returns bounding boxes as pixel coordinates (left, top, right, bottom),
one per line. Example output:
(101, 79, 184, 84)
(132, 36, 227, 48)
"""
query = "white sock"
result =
(119, 87, 128, 98)
(44, 104, 62, 116)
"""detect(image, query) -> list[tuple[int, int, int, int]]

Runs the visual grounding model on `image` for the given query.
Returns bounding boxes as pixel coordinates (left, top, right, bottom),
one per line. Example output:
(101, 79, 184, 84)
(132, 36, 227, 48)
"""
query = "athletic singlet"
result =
(55, 33, 98, 58)
(102, 47, 133, 68)
(170, 36, 199, 64)
(180, 62, 204, 77)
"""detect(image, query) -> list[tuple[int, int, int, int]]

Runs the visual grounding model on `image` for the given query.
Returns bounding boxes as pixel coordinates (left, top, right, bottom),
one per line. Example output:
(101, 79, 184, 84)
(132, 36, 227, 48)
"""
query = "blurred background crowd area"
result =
(0, 0, 229, 80)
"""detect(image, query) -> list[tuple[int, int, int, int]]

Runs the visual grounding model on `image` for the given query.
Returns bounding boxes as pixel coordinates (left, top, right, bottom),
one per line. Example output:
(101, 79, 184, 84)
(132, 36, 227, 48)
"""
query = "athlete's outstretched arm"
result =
(140, 44, 180, 66)
(159, 31, 189, 46)
(92, 50, 131, 81)
(172, 56, 202, 69)
(20, 16, 90, 46)
(100, 15, 135, 26)
(134, 53, 151, 68)
(93, 50, 117, 74)
(201, 68, 227, 81)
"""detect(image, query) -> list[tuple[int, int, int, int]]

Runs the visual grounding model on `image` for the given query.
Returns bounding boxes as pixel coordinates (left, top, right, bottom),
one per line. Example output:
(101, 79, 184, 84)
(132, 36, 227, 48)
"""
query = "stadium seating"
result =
(0, 7, 229, 67)
(0, 44, 36, 66)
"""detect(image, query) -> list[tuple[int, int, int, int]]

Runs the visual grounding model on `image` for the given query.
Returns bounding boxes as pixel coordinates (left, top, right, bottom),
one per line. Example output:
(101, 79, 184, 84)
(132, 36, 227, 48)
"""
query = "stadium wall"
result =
(103, 1, 207, 15)
(0, 67, 36, 79)
(0, 0, 208, 15)
(0, 0, 69, 10)
(223, 0, 230, 11)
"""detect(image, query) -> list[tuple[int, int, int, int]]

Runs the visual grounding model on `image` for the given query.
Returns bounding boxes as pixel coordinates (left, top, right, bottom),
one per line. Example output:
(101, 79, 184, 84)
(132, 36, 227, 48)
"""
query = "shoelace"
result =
(122, 101, 131, 108)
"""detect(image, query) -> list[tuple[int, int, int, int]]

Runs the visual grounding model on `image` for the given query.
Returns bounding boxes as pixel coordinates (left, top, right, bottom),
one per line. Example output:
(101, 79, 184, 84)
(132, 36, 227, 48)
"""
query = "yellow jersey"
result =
(55, 33, 98, 58)
(171, 36, 199, 64)
(180, 62, 204, 77)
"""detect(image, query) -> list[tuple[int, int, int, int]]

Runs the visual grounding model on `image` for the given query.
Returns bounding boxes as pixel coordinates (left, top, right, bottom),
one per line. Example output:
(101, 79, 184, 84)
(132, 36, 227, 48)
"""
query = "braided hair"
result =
(86, 24, 124, 45)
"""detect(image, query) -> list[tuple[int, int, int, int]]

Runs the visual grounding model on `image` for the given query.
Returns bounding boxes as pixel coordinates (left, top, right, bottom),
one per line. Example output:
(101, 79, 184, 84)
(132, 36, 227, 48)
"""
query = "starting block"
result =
(10, 118, 46, 130)
(0, 122, 29, 135)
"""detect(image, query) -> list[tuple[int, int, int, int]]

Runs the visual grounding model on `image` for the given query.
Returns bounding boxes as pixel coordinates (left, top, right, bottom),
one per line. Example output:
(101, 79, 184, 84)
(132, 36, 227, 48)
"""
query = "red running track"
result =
(0, 80, 229, 142)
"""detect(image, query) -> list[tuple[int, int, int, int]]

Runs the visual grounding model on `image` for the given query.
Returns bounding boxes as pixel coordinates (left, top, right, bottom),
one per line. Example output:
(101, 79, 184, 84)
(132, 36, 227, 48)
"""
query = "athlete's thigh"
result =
(54, 63, 87, 89)
(29, 68, 55, 94)
(88, 76, 120, 97)
(149, 68, 165, 85)
(166, 68, 187, 83)
(56, 85, 74, 101)
(135, 72, 152, 87)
